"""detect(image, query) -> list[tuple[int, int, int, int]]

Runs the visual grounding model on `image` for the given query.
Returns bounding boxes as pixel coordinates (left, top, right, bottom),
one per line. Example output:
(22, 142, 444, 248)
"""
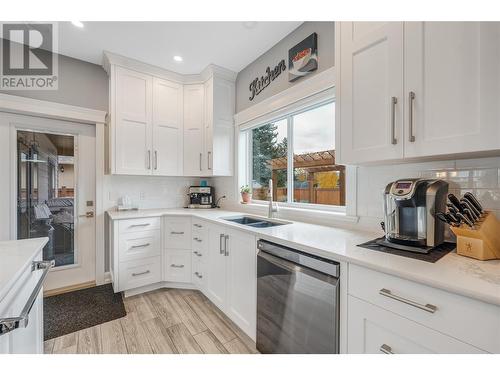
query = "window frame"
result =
(240, 98, 345, 213)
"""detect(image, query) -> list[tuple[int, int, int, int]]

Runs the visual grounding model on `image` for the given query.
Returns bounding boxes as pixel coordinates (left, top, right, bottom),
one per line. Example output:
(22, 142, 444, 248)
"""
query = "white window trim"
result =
(233, 72, 359, 223)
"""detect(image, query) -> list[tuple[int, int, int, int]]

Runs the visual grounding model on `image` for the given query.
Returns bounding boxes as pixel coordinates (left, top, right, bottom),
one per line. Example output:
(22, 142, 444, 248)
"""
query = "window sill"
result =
(227, 201, 359, 227)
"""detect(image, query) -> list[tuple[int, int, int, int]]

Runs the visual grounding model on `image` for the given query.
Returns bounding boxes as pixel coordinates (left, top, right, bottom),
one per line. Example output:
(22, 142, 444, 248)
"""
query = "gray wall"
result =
(235, 21, 335, 112)
(0, 45, 108, 111)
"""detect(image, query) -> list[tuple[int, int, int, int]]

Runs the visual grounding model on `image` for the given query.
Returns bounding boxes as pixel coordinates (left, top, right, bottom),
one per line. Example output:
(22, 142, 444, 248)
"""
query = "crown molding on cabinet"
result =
(234, 66, 335, 128)
(102, 51, 237, 84)
(0, 93, 107, 124)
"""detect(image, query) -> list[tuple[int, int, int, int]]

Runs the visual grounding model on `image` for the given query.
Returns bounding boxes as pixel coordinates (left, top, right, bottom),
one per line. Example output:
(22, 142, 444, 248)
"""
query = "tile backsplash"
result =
(357, 156, 500, 230)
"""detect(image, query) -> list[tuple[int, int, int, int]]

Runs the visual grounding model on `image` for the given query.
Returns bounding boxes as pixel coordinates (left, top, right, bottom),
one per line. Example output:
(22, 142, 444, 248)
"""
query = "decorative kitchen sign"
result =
(288, 33, 318, 82)
(248, 59, 286, 101)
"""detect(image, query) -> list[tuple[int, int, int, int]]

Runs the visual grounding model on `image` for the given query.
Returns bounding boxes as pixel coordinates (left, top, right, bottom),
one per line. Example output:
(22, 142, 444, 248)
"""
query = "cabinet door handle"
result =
(379, 288, 437, 313)
(194, 272, 203, 279)
(207, 151, 212, 170)
(193, 223, 203, 228)
(199, 153, 202, 171)
(193, 251, 202, 257)
(131, 243, 150, 249)
(147, 150, 151, 169)
(219, 233, 225, 255)
(408, 91, 416, 142)
(380, 344, 394, 354)
(224, 234, 229, 256)
(132, 270, 150, 277)
(170, 264, 185, 268)
(193, 237, 202, 242)
(390, 97, 397, 145)
(130, 223, 150, 228)
(154, 150, 158, 170)
(170, 231, 185, 235)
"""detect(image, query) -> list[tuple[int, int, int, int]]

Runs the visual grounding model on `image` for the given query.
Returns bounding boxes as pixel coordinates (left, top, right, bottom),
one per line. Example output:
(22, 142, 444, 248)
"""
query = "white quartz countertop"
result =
(107, 208, 500, 307)
(0, 238, 48, 302)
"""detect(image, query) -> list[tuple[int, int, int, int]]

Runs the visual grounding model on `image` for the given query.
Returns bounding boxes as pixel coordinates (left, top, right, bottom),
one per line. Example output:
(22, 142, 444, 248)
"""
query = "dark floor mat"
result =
(44, 283, 126, 340)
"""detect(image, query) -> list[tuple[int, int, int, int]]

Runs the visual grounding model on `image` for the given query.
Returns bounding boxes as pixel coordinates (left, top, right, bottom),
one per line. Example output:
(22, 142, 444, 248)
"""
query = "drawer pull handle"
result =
(380, 344, 394, 354)
(131, 243, 150, 249)
(170, 264, 185, 268)
(194, 272, 203, 279)
(193, 237, 202, 242)
(170, 231, 185, 235)
(194, 224, 203, 228)
(132, 270, 150, 277)
(130, 223, 150, 227)
(193, 251, 202, 257)
(379, 288, 437, 313)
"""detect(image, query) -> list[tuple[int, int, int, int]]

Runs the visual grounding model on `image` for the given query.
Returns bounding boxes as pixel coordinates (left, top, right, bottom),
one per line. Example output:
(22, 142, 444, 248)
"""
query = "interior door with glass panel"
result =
(13, 113, 96, 291)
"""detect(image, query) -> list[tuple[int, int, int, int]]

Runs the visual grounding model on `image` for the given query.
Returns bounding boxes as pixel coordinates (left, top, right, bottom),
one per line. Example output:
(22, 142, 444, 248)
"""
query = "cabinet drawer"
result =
(119, 256, 161, 291)
(119, 217, 161, 234)
(348, 296, 485, 354)
(165, 249, 192, 283)
(118, 230, 160, 262)
(192, 257, 206, 290)
(348, 264, 500, 353)
(164, 217, 191, 249)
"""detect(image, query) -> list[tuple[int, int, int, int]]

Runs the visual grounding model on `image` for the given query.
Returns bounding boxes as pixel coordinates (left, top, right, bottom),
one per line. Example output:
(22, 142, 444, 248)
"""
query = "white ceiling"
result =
(56, 21, 303, 74)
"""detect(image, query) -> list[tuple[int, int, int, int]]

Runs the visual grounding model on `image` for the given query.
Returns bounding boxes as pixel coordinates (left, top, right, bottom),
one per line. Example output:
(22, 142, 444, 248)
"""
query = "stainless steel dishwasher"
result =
(256, 239, 340, 354)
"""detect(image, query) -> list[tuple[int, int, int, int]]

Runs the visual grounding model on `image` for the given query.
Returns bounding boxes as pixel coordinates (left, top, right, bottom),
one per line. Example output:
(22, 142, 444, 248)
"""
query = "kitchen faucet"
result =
(268, 179, 279, 219)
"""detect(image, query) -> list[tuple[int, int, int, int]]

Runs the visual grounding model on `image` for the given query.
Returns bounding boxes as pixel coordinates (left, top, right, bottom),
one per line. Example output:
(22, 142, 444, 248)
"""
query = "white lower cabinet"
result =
(119, 256, 162, 291)
(206, 223, 257, 339)
(348, 296, 485, 354)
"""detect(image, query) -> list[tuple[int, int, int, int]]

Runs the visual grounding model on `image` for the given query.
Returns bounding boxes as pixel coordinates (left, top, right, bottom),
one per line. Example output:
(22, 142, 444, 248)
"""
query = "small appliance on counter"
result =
(381, 178, 449, 254)
(187, 186, 215, 209)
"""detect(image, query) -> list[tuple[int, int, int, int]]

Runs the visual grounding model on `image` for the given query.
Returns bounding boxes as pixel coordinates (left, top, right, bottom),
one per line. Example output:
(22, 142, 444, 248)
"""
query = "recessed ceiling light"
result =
(71, 21, 84, 28)
(173, 55, 183, 62)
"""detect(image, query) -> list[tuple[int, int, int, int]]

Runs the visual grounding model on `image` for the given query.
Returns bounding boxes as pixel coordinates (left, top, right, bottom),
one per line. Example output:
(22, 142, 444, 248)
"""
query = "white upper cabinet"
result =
(114, 66, 153, 175)
(337, 22, 500, 164)
(104, 52, 236, 177)
(338, 22, 404, 164)
(404, 22, 500, 157)
(183, 84, 205, 176)
(152, 78, 184, 175)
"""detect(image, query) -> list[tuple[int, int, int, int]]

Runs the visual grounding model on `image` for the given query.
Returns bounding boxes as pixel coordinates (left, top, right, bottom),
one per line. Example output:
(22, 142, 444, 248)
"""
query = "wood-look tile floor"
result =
(44, 288, 259, 354)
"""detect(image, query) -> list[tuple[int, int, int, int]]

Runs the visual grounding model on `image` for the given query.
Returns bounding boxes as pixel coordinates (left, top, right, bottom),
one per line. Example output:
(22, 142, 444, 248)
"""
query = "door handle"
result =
(199, 153, 202, 171)
(219, 233, 225, 255)
(207, 151, 212, 170)
(170, 231, 185, 235)
(408, 91, 416, 142)
(79, 211, 94, 218)
(131, 243, 150, 249)
(147, 150, 151, 170)
(132, 270, 150, 277)
(170, 264, 185, 268)
(390, 96, 397, 145)
(154, 150, 158, 170)
(224, 235, 229, 256)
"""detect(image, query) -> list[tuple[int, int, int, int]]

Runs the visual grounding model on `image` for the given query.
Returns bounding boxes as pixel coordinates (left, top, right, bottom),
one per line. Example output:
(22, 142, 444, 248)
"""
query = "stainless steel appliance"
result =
(256, 239, 340, 354)
(383, 178, 448, 252)
(187, 186, 215, 209)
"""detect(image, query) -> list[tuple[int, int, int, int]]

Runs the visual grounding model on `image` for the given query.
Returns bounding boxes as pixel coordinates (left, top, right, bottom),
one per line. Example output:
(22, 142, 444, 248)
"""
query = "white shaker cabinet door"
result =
(338, 22, 404, 164)
(152, 78, 184, 176)
(205, 224, 227, 310)
(225, 229, 256, 340)
(183, 84, 205, 176)
(114, 66, 153, 175)
(404, 22, 500, 157)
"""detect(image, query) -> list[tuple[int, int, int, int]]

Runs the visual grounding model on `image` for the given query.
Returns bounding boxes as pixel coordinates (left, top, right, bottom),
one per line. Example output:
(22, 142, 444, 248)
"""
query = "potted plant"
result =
(240, 185, 252, 204)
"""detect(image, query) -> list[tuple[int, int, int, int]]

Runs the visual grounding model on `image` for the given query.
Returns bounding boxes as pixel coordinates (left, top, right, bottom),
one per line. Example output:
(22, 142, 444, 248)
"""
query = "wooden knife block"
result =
(450, 211, 500, 260)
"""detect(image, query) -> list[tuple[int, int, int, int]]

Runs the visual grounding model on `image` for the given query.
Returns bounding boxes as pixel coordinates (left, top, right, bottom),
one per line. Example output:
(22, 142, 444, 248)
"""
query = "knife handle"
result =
(456, 212, 474, 228)
(464, 192, 483, 213)
(448, 193, 464, 213)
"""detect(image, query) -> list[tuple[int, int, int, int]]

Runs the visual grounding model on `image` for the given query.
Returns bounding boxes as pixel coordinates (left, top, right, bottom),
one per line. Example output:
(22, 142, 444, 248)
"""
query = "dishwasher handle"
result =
(258, 250, 339, 285)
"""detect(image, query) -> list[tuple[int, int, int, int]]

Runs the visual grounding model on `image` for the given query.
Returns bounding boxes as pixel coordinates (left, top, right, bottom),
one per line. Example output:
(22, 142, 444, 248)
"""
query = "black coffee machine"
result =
(187, 186, 215, 209)
(382, 178, 448, 253)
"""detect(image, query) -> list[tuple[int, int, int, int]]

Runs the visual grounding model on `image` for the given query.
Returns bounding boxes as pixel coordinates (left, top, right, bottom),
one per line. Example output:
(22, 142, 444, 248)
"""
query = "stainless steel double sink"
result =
(222, 215, 291, 228)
